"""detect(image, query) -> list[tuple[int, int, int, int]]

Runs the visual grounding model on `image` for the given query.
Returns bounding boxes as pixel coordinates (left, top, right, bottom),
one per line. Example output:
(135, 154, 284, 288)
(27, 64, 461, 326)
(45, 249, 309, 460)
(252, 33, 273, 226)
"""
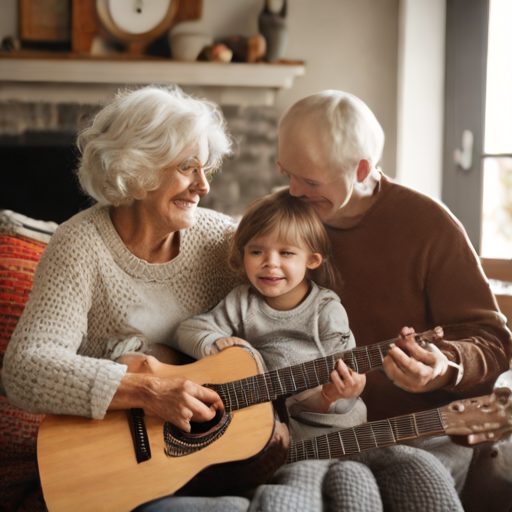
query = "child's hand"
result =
(209, 337, 252, 355)
(321, 359, 366, 406)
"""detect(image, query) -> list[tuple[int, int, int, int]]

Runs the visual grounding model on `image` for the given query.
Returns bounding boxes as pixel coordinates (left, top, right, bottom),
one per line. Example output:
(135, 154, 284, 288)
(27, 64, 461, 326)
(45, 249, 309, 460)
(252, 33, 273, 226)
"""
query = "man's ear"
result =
(307, 253, 323, 270)
(356, 160, 371, 182)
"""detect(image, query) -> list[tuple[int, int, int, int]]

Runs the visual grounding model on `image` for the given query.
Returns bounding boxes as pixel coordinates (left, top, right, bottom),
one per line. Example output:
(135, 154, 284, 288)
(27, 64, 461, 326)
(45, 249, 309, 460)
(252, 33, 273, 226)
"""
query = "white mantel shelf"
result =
(0, 57, 305, 106)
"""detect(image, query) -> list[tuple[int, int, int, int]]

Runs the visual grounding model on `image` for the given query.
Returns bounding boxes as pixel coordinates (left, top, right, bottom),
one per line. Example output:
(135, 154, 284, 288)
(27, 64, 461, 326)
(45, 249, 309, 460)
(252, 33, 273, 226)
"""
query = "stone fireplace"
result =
(0, 58, 304, 223)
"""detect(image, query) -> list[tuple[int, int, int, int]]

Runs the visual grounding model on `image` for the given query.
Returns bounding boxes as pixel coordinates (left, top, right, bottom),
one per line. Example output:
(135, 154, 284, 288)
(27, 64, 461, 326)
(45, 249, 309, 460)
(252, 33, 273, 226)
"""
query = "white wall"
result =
(178, 0, 400, 175)
(0, 0, 17, 42)
(1, 0, 400, 175)
(396, 0, 446, 199)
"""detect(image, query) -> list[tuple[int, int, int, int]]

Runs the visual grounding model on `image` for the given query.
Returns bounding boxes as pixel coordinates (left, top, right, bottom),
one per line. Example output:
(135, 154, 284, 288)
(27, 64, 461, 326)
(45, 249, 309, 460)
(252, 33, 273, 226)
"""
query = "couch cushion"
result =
(0, 229, 51, 511)
(0, 234, 47, 367)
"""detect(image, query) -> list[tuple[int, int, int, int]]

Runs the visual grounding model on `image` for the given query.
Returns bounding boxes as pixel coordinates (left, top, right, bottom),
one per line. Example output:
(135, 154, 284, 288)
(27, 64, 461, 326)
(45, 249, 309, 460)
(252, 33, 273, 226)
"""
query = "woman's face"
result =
(142, 141, 211, 234)
(277, 127, 357, 227)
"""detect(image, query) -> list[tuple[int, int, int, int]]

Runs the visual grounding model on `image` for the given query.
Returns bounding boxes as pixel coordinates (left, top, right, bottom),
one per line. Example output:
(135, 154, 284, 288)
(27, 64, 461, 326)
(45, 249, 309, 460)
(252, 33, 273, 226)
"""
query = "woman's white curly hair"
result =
(76, 84, 232, 206)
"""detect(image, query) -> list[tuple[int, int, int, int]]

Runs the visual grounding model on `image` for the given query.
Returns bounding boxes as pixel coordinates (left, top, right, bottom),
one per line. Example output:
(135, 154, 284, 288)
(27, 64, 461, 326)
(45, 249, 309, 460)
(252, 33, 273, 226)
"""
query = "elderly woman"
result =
(2, 85, 256, 511)
(272, 90, 512, 511)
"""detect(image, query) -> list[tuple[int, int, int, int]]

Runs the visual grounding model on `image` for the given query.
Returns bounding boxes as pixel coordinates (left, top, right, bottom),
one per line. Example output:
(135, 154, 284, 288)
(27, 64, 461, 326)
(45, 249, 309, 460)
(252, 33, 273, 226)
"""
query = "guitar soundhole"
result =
(188, 409, 224, 434)
(163, 410, 232, 458)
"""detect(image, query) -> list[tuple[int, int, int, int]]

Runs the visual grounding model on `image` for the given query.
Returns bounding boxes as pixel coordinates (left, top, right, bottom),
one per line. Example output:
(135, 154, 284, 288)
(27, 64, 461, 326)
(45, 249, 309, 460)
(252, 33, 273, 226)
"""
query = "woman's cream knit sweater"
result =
(3, 205, 236, 419)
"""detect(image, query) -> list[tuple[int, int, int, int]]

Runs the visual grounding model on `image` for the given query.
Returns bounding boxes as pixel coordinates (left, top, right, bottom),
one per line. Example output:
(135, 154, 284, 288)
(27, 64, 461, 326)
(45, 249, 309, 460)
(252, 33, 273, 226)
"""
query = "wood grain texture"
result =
(175, 0, 203, 23)
(37, 347, 275, 512)
(20, 0, 71, 42)
(71, 0, 97, 54)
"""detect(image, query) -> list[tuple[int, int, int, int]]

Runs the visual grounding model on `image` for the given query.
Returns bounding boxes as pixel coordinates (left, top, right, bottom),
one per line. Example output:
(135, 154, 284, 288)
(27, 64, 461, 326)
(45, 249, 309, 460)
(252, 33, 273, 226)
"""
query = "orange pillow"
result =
(0, 234, 47, 367)
(0, 234, 47, 511)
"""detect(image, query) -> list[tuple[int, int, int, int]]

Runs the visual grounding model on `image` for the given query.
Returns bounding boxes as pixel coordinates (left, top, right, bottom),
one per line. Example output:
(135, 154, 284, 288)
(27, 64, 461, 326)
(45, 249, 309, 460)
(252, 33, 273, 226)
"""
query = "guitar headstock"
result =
(411, 326, 444, 348)
(440, 388, 512, 443)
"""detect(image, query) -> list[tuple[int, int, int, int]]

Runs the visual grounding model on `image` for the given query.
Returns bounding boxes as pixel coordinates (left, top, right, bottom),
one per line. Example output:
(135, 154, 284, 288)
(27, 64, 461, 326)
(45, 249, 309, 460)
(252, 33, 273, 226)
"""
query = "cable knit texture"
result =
(3, 205, 237, 419)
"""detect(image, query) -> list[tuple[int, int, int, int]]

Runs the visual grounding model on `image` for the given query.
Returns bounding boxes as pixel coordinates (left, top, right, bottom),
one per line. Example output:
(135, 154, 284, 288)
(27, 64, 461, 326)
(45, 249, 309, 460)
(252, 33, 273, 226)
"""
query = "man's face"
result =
(277, 126, 356, 227)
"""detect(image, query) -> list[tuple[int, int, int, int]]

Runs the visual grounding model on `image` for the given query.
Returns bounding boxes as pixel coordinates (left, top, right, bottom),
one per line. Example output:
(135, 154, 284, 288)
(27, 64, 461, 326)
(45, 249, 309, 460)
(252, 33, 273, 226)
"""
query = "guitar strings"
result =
(217, 330, 440, 413)
(287, 409, 446, 463)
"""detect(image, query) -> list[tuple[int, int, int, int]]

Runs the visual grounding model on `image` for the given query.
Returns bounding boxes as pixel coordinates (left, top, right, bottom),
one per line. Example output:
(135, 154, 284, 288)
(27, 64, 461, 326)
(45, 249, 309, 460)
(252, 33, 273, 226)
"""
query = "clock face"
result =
(108, 0, 172, 34)
(96, 0, 178, 41)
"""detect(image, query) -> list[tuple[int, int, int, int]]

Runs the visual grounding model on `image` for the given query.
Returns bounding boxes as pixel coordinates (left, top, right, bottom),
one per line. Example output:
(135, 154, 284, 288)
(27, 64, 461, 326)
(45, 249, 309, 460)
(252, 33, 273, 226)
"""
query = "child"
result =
(174, 189, 464, 512)
(175, 189, 367, 437)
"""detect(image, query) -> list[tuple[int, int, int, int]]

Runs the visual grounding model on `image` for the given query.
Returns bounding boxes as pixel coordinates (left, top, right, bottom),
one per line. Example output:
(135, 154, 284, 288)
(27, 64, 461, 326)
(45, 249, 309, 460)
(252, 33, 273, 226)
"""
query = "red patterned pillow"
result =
(0, 234, 48, 511)
(0, 234, 46, 366)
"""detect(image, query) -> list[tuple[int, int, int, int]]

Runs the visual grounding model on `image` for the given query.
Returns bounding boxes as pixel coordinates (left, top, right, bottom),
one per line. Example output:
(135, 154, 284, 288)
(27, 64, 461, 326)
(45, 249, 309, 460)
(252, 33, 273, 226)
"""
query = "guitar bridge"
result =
(128, 408, 152, 463)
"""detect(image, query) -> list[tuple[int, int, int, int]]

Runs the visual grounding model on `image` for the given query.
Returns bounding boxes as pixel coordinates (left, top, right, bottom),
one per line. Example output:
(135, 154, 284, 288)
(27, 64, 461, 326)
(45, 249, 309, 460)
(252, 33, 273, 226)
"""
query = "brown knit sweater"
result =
(325, 174, 512, 421)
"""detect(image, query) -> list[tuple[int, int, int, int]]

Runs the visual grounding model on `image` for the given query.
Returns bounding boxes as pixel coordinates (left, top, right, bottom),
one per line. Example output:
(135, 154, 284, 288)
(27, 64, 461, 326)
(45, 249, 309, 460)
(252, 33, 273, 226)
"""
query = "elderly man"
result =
(276, 90, 512, 511)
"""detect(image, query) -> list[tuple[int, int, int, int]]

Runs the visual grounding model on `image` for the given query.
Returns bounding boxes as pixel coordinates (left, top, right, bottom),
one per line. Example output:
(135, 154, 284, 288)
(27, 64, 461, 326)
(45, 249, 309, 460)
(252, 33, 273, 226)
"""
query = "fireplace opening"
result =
(0, 132, 92, 224)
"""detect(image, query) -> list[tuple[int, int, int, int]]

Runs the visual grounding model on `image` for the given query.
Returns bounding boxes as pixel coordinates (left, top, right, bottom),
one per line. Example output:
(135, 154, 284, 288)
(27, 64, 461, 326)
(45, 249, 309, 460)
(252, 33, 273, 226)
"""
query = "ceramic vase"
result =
(258, 0, 288, 62)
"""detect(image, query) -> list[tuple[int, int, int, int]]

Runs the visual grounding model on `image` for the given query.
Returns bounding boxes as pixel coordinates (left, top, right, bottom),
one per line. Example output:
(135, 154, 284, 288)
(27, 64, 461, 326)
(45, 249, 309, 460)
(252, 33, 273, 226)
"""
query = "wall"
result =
(175, 0, 400, 173)
(0, 0, 17, 43)
(1, 0, 400, 177)
(396, 0, 446, 199)
(273, 0, 399, 175)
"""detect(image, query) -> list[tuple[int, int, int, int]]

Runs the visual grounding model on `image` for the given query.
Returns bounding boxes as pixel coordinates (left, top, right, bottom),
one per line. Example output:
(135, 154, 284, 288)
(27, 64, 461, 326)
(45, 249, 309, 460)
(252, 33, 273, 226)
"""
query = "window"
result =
(480, 0, 512, 258)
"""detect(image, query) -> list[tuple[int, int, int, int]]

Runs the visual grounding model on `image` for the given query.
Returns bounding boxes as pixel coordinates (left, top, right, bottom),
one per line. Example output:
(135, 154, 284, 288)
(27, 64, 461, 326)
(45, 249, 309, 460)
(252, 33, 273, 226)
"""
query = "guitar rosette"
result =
(163, 409, 232, 458)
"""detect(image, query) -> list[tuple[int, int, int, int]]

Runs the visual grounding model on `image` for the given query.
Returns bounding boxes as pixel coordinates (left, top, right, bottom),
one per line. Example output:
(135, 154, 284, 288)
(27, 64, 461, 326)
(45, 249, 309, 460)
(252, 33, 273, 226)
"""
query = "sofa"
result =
(2, 210, 512, 512)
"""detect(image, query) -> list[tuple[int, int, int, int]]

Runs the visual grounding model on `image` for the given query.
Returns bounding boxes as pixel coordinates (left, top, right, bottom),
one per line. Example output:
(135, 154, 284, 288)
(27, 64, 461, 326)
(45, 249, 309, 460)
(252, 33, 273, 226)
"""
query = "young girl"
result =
(175, 188, 367, 435)
(174, 189, 464, 512)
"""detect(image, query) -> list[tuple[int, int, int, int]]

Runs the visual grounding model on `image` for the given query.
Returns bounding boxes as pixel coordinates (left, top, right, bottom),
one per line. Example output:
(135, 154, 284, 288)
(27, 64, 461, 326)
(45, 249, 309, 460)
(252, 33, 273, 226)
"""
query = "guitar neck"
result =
(213, 328, 443, 413)
(287, 408, 446, 463)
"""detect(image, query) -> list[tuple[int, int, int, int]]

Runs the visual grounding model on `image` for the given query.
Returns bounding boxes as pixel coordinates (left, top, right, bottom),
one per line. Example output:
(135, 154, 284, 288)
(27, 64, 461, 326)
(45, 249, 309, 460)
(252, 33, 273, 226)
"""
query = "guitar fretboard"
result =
(212, 337, 400, 413)
(287, 408, 446, 463)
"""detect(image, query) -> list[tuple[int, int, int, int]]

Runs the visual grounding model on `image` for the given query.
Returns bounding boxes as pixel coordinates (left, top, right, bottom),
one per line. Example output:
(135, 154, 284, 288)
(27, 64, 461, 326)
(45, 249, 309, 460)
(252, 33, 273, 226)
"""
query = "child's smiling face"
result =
(243, 229, 322, 311)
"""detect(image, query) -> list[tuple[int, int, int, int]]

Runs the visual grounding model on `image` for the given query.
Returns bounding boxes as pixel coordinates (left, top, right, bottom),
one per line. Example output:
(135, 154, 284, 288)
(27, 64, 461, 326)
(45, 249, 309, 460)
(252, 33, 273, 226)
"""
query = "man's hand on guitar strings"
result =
(382, 326, 457, 393)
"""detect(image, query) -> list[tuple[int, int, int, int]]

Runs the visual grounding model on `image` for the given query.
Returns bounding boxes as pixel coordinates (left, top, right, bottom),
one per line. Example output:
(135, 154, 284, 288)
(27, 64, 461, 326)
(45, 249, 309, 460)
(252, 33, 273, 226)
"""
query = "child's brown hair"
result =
(229, 188, 338, 288)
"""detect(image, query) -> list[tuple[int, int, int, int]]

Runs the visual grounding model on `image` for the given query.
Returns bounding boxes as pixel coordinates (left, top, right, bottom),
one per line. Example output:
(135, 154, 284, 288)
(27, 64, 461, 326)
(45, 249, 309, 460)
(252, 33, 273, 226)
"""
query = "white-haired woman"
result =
(275, 90, 512, 510)
(2, 85, 257, 511)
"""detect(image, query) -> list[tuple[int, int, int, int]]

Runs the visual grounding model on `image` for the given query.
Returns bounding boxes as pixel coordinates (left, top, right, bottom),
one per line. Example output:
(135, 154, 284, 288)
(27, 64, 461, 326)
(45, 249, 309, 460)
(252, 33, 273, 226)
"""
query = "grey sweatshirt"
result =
(175, 282, 367, 435)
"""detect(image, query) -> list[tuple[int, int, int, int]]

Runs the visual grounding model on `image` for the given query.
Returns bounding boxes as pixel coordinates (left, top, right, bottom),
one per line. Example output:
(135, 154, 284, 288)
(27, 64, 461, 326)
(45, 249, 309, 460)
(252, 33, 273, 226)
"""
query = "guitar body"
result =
(37, 347, 276, 512)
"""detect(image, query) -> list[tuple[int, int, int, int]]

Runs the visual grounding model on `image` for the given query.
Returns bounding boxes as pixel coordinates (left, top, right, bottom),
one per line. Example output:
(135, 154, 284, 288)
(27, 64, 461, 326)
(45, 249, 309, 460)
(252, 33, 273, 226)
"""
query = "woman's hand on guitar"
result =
(383, 326, 457, 393)
(147, 376, 224, 432)
(321, 359, 366, 406)
(109, 371, 224, 433)
(209, 337, 252, 354)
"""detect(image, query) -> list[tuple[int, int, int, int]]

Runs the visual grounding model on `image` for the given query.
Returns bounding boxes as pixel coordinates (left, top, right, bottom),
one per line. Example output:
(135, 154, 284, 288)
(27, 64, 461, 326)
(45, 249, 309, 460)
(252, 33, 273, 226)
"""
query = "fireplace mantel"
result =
(0, 57, 305, 106)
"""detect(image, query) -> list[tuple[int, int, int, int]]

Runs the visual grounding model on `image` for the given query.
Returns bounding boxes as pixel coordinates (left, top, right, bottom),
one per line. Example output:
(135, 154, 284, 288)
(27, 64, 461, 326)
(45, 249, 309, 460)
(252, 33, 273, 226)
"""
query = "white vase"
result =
(169, 33, 213, 62)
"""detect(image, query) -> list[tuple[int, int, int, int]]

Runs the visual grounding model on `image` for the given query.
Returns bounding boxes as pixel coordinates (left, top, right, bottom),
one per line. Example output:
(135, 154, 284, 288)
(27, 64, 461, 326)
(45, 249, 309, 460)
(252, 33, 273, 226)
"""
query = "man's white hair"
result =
(279, 90, 385, 173)
(76, 84, 232, 206)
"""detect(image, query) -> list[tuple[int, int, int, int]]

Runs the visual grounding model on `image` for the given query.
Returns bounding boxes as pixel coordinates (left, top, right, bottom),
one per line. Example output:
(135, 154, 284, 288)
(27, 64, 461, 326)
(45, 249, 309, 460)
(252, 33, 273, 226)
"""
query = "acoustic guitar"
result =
(37, 328, 510, 511)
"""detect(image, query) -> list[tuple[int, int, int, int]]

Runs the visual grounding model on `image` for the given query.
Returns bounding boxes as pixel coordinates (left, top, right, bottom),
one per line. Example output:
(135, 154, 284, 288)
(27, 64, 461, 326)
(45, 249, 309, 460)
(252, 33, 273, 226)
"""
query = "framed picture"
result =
(20, 0, 71, 43)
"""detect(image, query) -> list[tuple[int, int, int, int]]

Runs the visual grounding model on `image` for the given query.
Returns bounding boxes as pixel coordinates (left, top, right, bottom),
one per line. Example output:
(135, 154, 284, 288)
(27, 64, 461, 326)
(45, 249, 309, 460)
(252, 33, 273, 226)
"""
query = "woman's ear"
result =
(307, 253, 323, 270)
